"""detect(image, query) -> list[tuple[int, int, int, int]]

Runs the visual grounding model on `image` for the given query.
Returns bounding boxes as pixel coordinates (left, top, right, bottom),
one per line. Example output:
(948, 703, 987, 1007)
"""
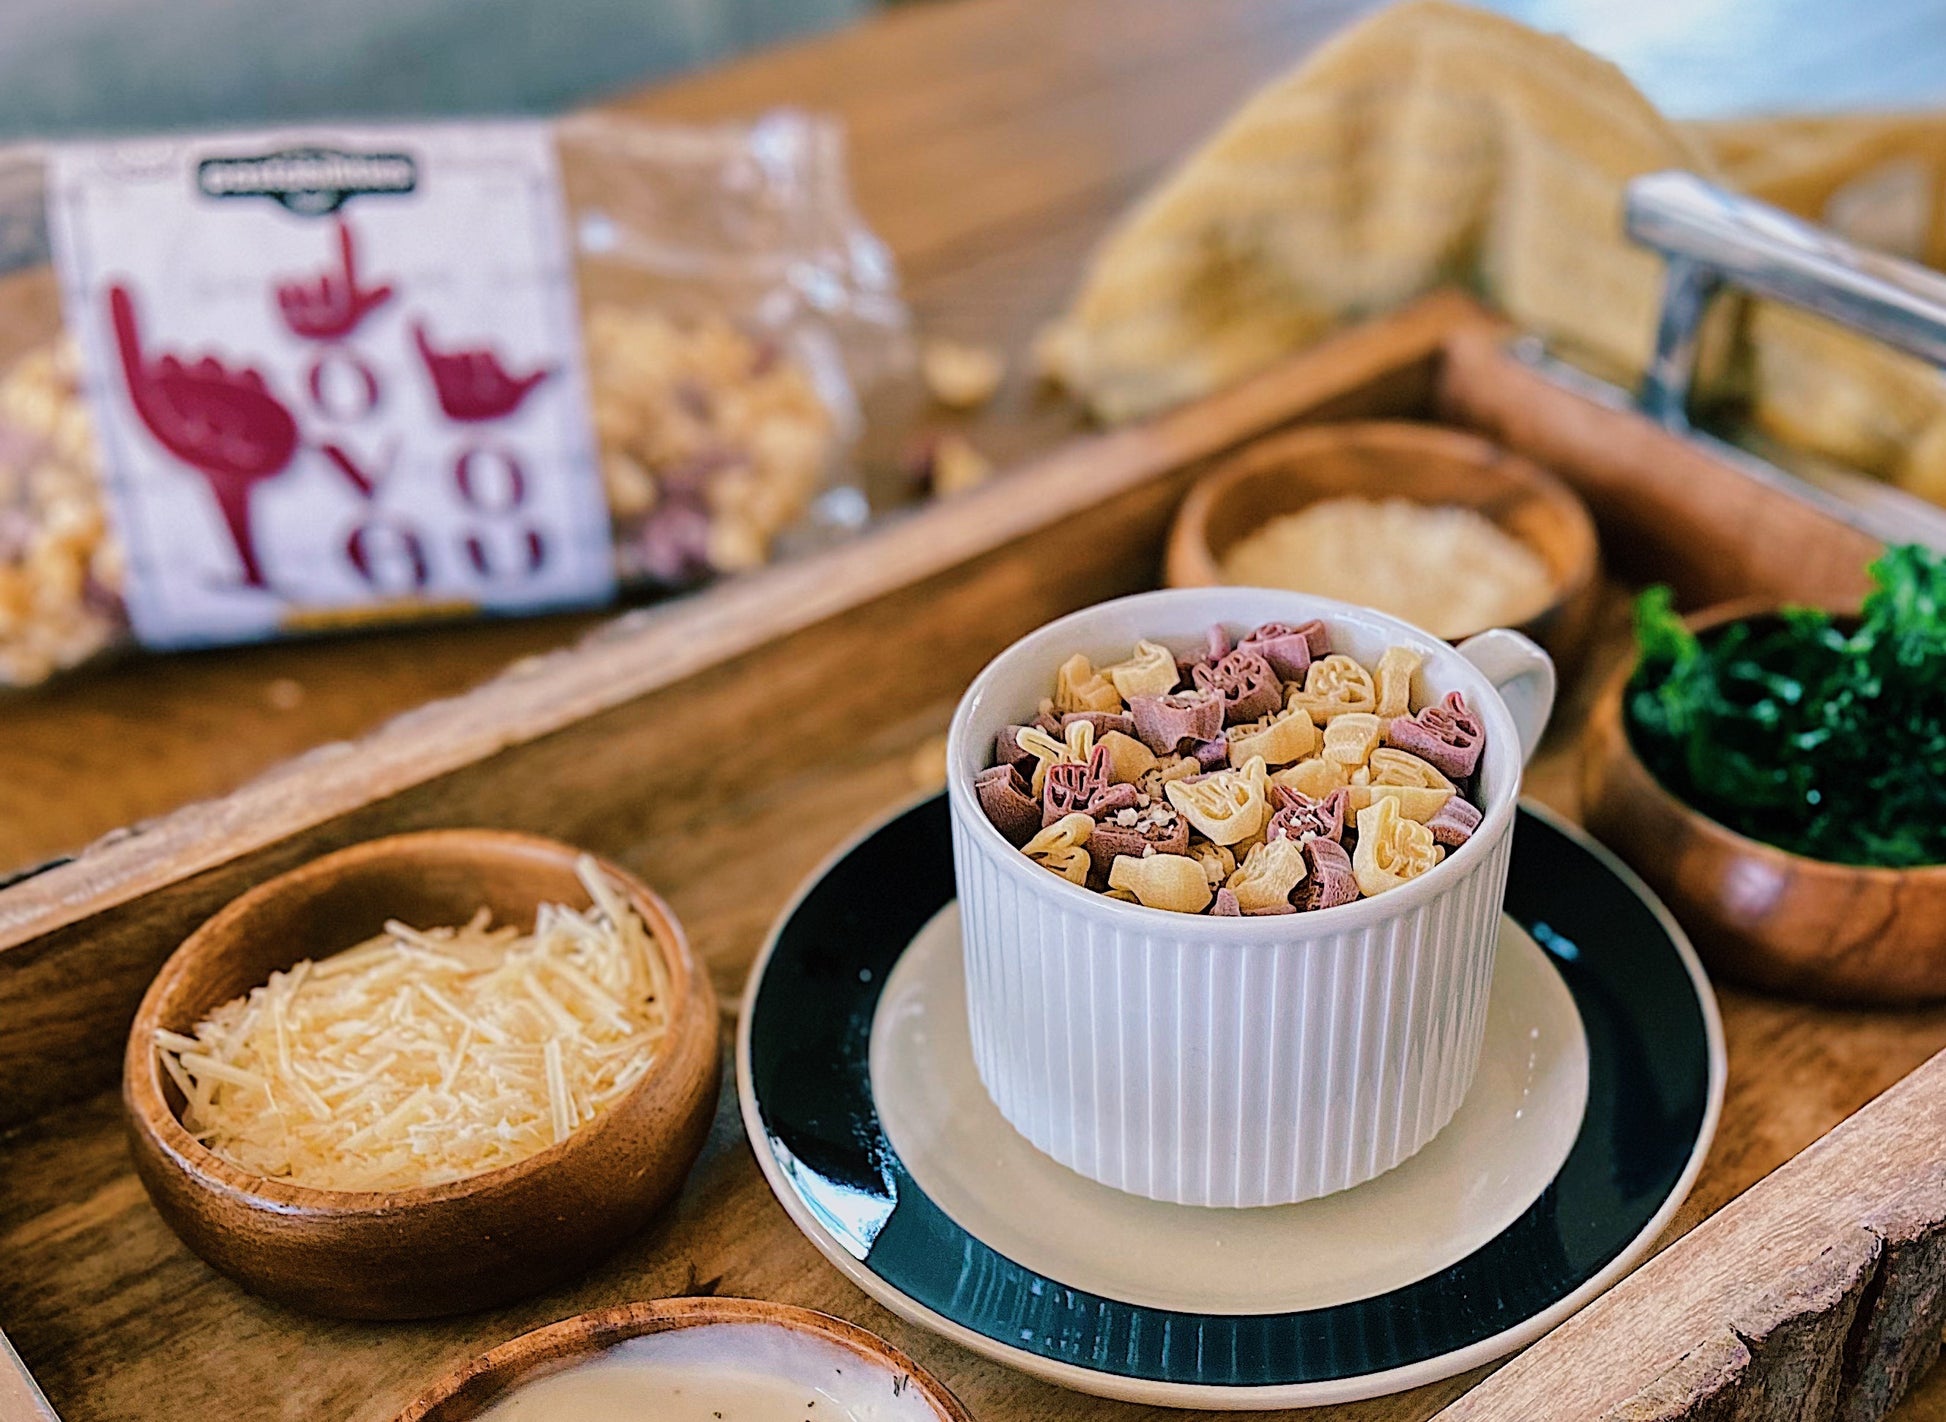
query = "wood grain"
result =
(121, 831, 721, 1321)
(1433, 1054, 1946, 1422)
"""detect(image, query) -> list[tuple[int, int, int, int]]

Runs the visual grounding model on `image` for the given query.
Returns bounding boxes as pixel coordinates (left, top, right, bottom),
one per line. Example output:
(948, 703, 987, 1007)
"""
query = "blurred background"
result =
(4, 0, 1943, 138)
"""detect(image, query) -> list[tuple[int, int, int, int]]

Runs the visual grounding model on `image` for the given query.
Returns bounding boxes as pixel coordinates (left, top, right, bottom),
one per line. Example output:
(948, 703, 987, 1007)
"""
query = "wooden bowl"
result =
(1165, 421, 1600, 667)
(1583, 602, 1946, 1004)
(394, 1296, 972, 1421)
(123, 829, 721, 1320)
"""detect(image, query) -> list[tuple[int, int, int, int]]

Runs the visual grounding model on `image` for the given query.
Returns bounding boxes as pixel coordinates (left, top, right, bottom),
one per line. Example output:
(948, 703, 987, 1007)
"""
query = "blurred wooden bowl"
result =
(124, 829, 720, 1320)
(1166, 421, 1600, 667)
(394, 1296, 972, 1421)
(1583, 602, 1946, 1004)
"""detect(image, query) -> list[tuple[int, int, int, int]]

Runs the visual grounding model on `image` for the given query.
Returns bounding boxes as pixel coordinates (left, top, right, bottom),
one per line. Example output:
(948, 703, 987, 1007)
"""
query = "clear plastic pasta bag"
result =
(0, 110, 915, 687)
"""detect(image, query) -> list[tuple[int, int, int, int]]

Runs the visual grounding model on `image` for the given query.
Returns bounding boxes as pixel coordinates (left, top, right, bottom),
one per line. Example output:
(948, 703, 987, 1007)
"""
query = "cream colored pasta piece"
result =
(1271, 755, 1350, 800)
(1227, 704, 1319, 767)
(1189, 839, 1238, 887)
(1104, 886, 1141, 903)
(1289, 654, 1377, 720)
(1097, 729, 1159, 784)
(1054, 653, 1123, 715)
(1104, 639, 1180, 702)
(1367, 746, 1455, 790)
(1375, 644, 1423, 719)
(1352, 798, 1444, 897)
(1023, 813, 1095, 884)
(1165, 755, 1269, 845)
(1322, 712, 1383, 767)
(1226, 837, 1309, 913)
(1345, 783, 1454, 821)
(1015, 723, 1090, 796)
(1108, 853, 1213, 914)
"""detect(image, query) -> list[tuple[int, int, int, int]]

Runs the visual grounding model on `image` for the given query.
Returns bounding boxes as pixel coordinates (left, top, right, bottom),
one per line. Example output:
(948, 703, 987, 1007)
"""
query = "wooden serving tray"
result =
(2, 292, 1942, 1422)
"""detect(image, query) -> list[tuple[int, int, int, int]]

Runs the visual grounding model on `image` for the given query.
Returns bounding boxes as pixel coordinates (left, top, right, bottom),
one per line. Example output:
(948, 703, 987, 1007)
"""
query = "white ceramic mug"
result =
(944, 589, 1554, 1208)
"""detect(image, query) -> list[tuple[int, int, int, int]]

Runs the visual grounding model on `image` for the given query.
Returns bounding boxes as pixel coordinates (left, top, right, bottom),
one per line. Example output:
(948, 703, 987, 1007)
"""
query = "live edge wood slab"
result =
(4, 293, 1946, 1422)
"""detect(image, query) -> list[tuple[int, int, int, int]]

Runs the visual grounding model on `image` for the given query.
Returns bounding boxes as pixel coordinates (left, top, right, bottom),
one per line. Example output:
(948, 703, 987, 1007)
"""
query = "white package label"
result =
(47, 122, 615, 648)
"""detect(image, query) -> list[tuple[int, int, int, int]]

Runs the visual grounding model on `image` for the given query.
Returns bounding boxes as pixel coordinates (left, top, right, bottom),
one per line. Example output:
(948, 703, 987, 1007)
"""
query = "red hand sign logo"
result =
(412, 320, 550, 421)
(108, 283, 299, 589)
(276, 218, 394, 341)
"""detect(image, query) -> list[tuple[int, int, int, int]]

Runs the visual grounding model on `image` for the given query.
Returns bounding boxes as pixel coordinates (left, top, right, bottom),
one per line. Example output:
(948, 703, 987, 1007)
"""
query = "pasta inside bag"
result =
(0, 110, 916, 688)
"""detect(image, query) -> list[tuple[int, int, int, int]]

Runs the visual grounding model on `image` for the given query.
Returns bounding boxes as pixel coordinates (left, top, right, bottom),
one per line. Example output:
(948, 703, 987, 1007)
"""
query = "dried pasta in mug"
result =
(1108, 852, 1213, 914)
(1289, 655, 1376, 720)
(1104, 639, 1180, 701)
(1023, 813, 1095, 884)
(1165, 755, 1269, 845)
(1352, 797, 1444, 897)
(971, 618, 1487, 915)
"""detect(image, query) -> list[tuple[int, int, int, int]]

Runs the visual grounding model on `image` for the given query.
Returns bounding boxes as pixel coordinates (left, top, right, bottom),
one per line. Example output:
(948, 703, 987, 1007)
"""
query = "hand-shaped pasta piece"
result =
(1374, 644, 1423, 719)
(1130, 690, 1223, 754)
(1270, 755, 1349, 801)
(1023, 813, 1095, 884)
(1384, 690, 1486, 779)
(1226, 837, 1308, 914)
(1228, 704, 1318, 767)
(1289, 654, 1376, 721)
(1054, 653, 1123, 715)
(1268, 785, 1349, 844)
(1345, 783, 1453, 821)
(1238, 620, 1321, 681)
(1097, 729, 1158, 784)
(975, 764, 1041, 845)
(1352, 798, 1444, 897)
(1297, 837, 1360, 911)
(1108, 853, 1213, 914)
(1165, 755, 1269, 845)
(1367, 746, 1454, 790)
(1043, 744, 1114, 824)
(1192, 650, 1283, 726)
(1175, 624, 1234, 682)
(1088, 798, 1191, 872)
(1322, 712, 1383, 767)
(1103, 639, 1180, 701)
(1426, 794, 1483, 847)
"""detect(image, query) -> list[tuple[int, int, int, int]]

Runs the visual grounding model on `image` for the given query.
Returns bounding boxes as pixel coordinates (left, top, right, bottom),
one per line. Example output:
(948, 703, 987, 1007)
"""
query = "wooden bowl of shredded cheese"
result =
(1166, 422, 1599, 666)
(122, 829, 720, 1320)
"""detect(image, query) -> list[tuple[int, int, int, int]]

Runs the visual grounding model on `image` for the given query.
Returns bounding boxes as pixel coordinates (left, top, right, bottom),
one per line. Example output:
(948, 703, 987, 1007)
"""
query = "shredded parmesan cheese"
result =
(157, 856, 673, 1192)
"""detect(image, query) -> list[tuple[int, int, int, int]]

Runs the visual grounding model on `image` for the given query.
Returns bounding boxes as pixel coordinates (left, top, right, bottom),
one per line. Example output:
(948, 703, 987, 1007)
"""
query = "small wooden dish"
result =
(394, 1296, 973, 1421)
(1165, 421, 1600, 666)
(123, 829, 721, 1320)
(1583, 602, 1946, 1004)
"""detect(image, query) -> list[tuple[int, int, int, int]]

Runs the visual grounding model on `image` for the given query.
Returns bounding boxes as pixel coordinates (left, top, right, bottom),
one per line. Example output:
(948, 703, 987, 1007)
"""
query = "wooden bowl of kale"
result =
(1583, 545, 1946, 1004)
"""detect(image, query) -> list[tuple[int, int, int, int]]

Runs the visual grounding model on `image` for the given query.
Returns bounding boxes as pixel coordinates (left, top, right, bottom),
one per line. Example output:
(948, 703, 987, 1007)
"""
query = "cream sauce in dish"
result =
(476, 1321, 948, 1422)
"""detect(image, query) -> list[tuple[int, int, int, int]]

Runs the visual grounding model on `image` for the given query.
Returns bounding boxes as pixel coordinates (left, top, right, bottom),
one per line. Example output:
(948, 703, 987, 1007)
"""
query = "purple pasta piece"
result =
(1384, 690, 1486, 779)
(1426, 794, 1483, 848)
(1296, 837, 1360, 911)
(1043, 744, 1115, 824)
(1211, 887, 1242, 916)
(1061, 710, 1137, 741)
(1174, 624, 1236, 682)
(1239, 621, 1317, 682)
(994, 726, 1038, 778)
(1189, 736, 1230, 771)
(1267, 786, 1348, 845)
(1086, 800, 1190, 873)
(1191, 650, 1282, 726)
(1130, 691, 1224, 754)
(975, 764, 1041, 845)
(1090, 783, 1141, 819)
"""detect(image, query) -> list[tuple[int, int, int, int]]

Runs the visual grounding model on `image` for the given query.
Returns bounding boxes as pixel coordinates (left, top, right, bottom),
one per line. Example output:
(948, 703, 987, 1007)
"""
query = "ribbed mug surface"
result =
(945, 589, 1550, 1208)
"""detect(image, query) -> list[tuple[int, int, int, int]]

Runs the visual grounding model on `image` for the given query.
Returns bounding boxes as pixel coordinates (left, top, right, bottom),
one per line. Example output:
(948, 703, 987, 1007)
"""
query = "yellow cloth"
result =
(1040, 0, 1946, 506)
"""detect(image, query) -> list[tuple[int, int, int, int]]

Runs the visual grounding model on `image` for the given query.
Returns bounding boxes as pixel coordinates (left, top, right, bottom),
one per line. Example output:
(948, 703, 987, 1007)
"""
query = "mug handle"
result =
(1455, 628, 1556, 766)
